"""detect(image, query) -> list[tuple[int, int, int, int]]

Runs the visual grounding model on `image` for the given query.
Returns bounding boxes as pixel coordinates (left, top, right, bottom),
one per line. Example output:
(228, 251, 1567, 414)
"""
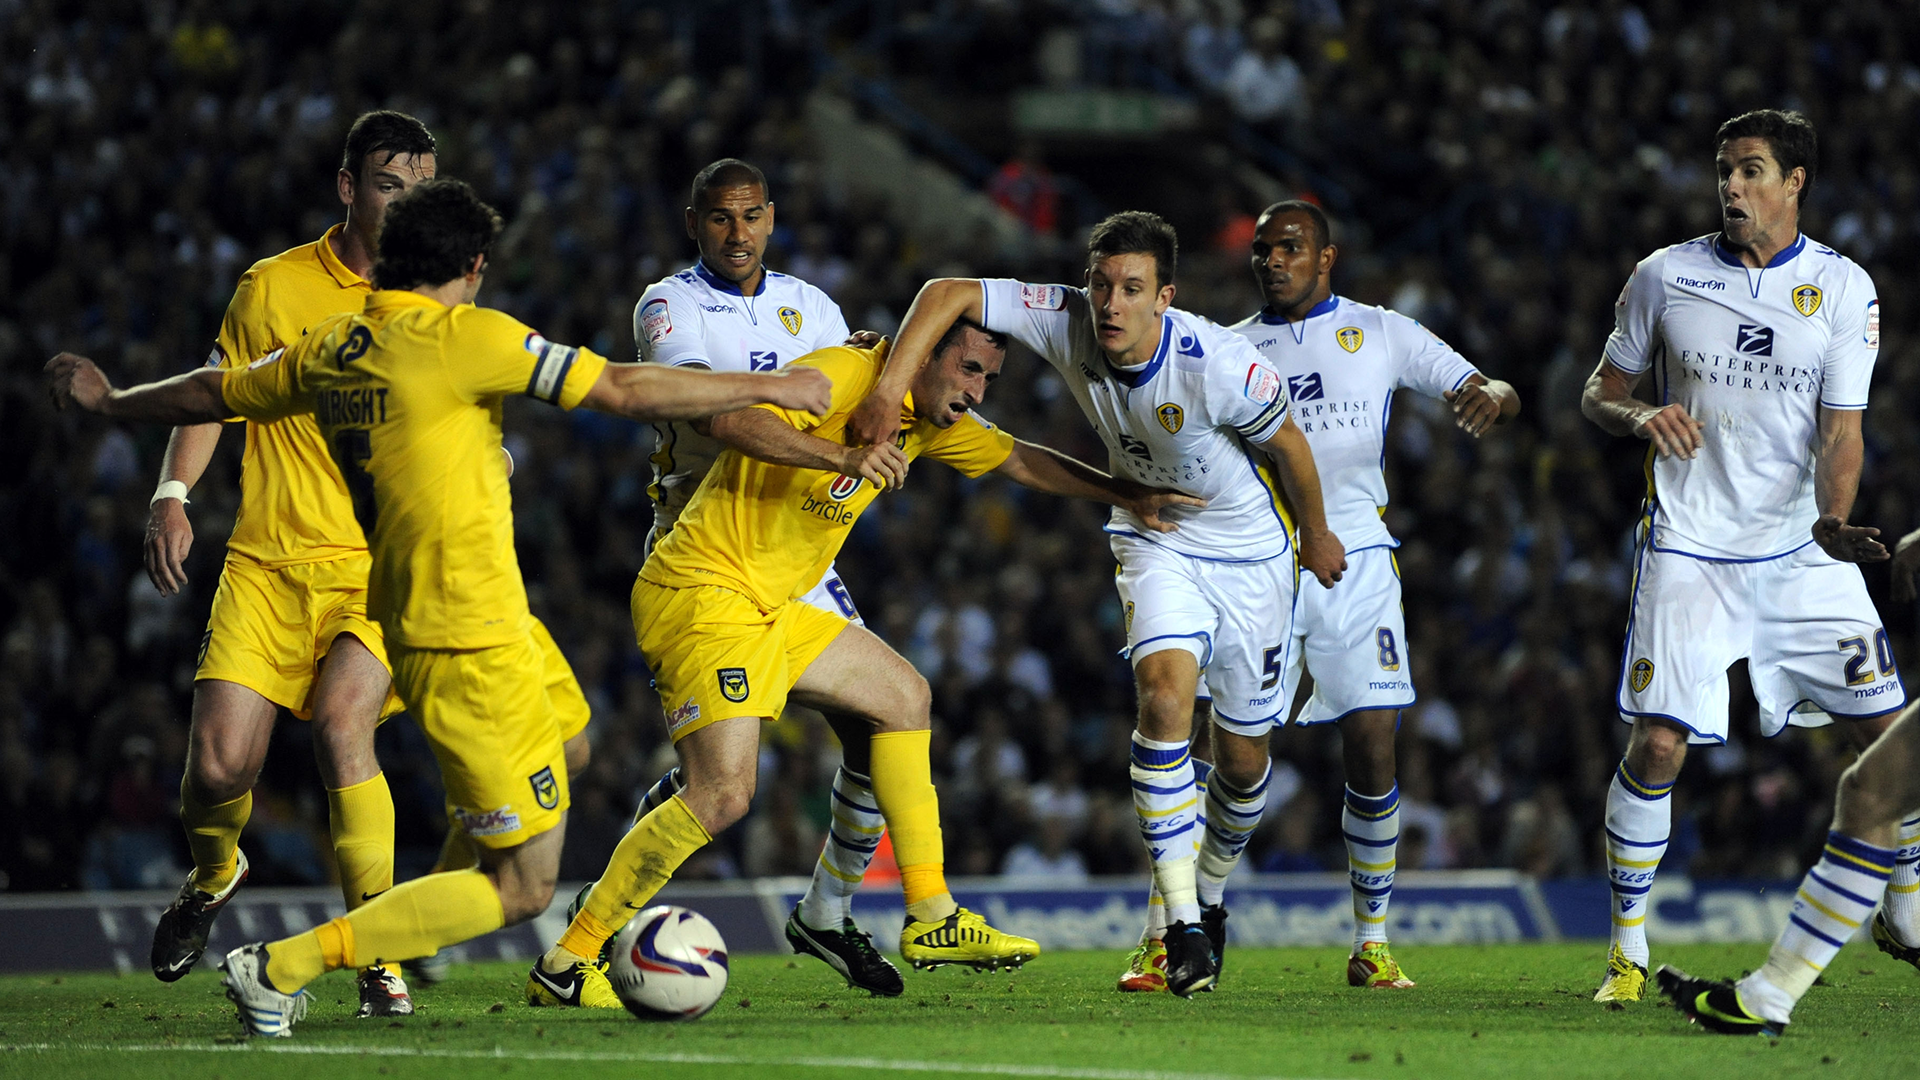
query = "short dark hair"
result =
(341, 110, 437, 175)
(1716, 109, 1817, 204)
(1087, 211, 1178, 288)
(690, 158, 770, 209)
(933, 317, 1009, 359)
(1258, 199, 1331, 250)
(372, 179, 503, 291)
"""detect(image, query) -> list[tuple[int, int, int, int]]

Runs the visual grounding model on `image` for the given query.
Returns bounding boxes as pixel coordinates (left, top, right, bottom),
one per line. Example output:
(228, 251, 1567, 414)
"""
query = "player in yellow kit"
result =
(528, 319, 1203, 1004)
(46, 178, 831, 1037)
(132, 111, 431, 1016)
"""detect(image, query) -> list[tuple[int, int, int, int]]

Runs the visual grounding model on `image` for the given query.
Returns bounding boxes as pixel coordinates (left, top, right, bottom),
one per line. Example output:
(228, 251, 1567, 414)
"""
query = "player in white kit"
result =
(1581, 110, 1904, 1006)
(849, 211, 1346, 997)
(602, 159, 902, 996)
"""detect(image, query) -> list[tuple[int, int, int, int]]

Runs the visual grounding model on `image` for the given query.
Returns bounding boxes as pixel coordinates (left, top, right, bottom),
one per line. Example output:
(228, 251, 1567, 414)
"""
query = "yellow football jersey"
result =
(211, 224, 373, 567)
(222, 290, 608, 650)
(642, 343, 1014, 610)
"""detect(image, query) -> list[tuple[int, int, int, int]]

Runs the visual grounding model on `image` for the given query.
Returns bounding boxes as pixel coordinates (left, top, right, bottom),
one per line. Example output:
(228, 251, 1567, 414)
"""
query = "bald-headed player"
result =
(618, 159, 903, 994)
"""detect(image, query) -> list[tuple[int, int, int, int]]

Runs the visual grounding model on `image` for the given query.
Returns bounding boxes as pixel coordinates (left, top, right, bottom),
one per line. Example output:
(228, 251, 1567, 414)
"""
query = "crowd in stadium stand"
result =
(3, 0, 1917, 894)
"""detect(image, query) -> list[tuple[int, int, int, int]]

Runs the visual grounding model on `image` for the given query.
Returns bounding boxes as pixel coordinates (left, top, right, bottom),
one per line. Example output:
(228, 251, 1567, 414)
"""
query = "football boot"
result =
(900, 908, 1039, 971)
(1655, 965, 1785, 1037)
(151, 850, 250, 982)
(785, 905, 904, 996)
(1347, 941, 1416, 989)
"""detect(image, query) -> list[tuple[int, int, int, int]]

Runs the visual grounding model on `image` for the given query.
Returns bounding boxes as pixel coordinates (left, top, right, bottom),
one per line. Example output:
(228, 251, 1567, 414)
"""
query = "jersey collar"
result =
(1104, 315, 1172, 389)
(693, 259, 767, 297)
(1712, 231, 1805, 269)
(316, 223, 370, 290)
(366, 289, 444, 313)
(1258, 294, 1339, 326)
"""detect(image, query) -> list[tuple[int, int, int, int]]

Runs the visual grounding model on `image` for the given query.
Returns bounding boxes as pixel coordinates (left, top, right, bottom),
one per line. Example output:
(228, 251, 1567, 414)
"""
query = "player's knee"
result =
(496, 871, 558, 925)
(1834, 760, 1896, 833)
(188, 753, 257, 804)
(1629, 720, 1687, 775)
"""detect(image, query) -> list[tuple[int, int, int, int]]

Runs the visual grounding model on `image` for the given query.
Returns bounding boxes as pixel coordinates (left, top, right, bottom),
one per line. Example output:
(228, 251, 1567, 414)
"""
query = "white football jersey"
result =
(634, 262, 851, 528)
(1606, 233, 1879, 560)
(1231, 296, 1478, 553)
(980, 278, 1294, 562)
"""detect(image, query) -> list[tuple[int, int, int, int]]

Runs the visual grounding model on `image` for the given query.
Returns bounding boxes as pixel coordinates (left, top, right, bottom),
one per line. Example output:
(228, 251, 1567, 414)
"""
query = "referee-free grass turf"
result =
(0, 943, 1913, 1080)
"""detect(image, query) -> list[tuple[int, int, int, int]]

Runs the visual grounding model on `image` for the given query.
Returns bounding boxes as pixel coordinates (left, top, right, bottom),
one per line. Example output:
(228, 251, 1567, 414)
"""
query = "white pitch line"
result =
(0, 1042, 1348, 1080)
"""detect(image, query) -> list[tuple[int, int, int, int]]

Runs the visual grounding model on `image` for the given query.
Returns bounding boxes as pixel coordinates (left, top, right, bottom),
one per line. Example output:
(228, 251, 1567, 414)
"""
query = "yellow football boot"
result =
(900, 908, 1039, 971)
(1116, 939, 1168, 992)
(1347, 941, 1416, 989)
(1592, 942, 1647, 1003)
(525, 959, 622, 1008)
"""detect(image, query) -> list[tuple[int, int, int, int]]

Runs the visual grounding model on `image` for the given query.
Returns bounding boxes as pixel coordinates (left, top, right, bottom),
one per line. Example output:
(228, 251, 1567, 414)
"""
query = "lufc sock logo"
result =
(717, 667, 750, 703)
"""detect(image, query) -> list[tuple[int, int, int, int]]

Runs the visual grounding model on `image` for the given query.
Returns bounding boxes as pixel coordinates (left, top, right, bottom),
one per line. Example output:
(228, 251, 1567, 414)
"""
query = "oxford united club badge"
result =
(1337, 326, 1364, 353)
(1792, 284, 1822, 317)
(1156, 402, 1184, 434)
(1630, 658, 1654, 693)
(718, 667, 750, 703)
(529, 766, 560, 810)
(779, 306, 803, 335)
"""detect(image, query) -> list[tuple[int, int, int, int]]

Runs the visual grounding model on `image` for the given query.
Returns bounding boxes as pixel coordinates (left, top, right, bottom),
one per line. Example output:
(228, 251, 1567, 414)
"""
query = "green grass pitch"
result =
(1, 944, 1914, 1080)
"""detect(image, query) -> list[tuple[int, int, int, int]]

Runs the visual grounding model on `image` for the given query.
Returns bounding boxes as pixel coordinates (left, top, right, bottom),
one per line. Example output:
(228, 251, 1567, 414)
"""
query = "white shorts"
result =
(1618, 543, 1906, 744)
(1284, 545, 1415, 726)
(650, 521, 863, 628)
(1111, 534, 1297, 732)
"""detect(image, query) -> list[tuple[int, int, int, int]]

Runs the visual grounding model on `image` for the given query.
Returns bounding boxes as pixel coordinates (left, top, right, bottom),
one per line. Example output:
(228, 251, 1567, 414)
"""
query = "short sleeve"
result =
(450, 308, 608, 409)
(1603, 252, 1668, 375)
(1820, 267, 1878, 410)
(919, 411, 1016, 477)
(752, 346, 872, 433)
(1385, 310, 1479, 397)
(978, 279, 1078, 373)
(221, 344, 304, 423)
(807, 291, 851, 351)
(212, 269, 273, 373)
(1202, 333, 1290, 444)
(635, 283, 711, 368)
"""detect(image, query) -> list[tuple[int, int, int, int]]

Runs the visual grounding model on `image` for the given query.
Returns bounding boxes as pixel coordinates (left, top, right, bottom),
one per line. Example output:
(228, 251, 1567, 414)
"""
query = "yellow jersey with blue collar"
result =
(221, 290, 608, 649)
(640, 343, 1014, 610)
(209, 224, 373, 567)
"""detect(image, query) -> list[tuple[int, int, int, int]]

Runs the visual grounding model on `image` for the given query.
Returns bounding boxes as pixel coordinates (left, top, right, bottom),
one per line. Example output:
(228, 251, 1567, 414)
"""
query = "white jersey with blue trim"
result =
(1605, 233, 1880, 561)
(634, 262, 850, 528)
(979, 278, 1294, 562)
(1231, 296, 1478, 554)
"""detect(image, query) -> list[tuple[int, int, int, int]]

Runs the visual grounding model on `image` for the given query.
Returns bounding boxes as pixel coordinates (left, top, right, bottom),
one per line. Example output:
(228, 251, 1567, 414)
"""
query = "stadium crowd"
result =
(3, 0, 1917, 895)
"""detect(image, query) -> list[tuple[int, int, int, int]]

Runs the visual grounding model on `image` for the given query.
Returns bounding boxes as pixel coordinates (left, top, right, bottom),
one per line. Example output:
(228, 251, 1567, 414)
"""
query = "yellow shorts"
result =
(530, 616, 591, 743)
(196, 553, 403, 721)
(390, 630, 570, 849)
(632, 578, 848, 742)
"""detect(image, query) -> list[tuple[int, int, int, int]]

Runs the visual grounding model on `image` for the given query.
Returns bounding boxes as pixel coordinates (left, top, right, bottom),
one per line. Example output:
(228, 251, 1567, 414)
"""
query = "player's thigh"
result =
(195, 556, 313, 719)
(185, 678, 280, 797)
(797, 561, 865, 626)
(474, 812, 566, 923)
(633, 580, 812, 742)
(528, 616, 592, 744)
(1751, 551, 1907, 734)
(391, 634, 568, 851)
(304, 555, 402, 726)
(790, 619, 927, 732)
(1616, 545, 1745, 743)
(1295, 547, 1415, 725)
(1113, 535, 1218, 672)
(1193, 553, 1297, 739)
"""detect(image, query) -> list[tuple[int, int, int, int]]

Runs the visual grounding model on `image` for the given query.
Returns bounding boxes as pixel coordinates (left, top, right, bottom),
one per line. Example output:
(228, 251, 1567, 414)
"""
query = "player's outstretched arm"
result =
(847, 278, 986, 447)
(709, 406, 910, 491)
(1443, 374, 1521, 437)
(991, 440, 1204, 532)
(1259, 416, 1346, 588)
(1810, 406, 1886, 563)
(1580, 358, 1702, 458)
(45, 352, 235, 424)
(581, 362, 832, 422)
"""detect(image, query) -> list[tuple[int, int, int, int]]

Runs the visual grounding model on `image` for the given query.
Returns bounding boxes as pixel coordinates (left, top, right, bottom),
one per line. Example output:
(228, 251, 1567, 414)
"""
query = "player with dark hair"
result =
(46, 178, 831, 1036)
(848, 210, 1344, 997)
(128, 108, 435, 1017)
(1581, 108, 1902, 1004)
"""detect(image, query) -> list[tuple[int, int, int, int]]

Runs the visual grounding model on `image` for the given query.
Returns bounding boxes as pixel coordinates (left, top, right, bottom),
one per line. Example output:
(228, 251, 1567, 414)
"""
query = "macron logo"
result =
(1673, 275, 1725, 291)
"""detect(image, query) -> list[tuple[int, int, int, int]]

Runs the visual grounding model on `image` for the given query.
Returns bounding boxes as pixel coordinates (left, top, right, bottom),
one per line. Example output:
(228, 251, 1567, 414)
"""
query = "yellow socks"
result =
(869, 730, 956, 921)
(265, 868, 504, 992)
(327, 773, 395, 910)
(180, 780, 250, 894)
(556, 794, 710, 964)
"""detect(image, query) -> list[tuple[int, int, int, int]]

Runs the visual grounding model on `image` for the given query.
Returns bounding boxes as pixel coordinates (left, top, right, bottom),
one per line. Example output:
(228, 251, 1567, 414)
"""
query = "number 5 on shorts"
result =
(1261, 645, 1283, 691)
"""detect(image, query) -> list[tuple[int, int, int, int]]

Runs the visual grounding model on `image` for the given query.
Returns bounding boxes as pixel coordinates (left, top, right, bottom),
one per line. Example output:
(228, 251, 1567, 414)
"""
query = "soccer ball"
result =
(606, 905, 730, 1020)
